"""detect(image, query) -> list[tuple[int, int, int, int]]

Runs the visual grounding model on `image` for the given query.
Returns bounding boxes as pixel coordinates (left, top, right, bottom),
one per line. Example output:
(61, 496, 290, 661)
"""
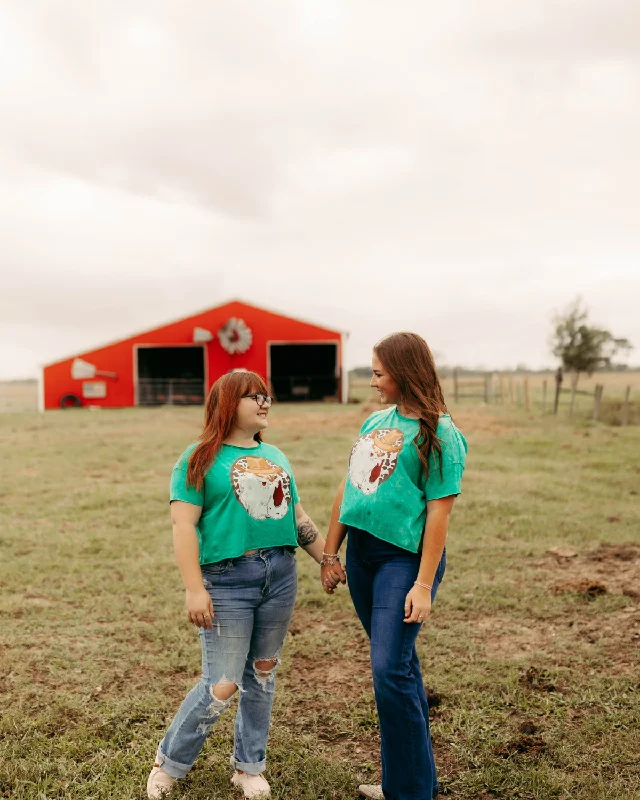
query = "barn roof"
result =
(43, 298, 347, 368)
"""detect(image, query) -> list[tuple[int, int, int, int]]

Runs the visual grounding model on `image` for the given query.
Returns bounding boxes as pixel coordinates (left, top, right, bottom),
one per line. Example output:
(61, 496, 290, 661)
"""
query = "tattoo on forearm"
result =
(297, 519, 319, 546)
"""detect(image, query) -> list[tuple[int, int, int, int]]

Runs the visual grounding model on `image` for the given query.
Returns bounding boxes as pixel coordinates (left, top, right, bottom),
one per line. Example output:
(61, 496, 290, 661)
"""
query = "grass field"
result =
(1, 397, 639, 799)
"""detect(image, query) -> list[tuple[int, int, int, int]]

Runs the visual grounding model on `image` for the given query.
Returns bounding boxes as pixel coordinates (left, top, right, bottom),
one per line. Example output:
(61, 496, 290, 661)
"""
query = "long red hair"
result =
(374, 332, 448, 479)
(187, 371, 269, 491)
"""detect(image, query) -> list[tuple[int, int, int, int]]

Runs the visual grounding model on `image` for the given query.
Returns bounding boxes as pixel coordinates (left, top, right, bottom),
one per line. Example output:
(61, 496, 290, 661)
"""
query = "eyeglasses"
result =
(242, 394, 273, 408)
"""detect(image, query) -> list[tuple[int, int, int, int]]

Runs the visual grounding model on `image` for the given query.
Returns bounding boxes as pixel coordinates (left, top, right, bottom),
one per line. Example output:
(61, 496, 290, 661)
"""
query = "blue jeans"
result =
(346, 527, 446, 800)
(155, 547, 297, 778)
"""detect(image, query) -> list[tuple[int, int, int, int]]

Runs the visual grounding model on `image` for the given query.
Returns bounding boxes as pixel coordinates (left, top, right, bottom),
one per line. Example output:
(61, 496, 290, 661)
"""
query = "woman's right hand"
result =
(186, 588, 214, 629)
(320, 561, 347, 595)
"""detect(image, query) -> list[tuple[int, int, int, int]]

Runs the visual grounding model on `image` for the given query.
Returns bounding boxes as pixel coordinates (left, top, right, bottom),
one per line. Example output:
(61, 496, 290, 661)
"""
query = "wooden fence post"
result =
(622, 385, 631, 425)
(524, 378, 530, 412)
(499, 374, 505, 404)
(484, 374, 490, 404)
(568, 375, 578, 417)
(453, 369, 459, 403)
(553, 367, 563, 415)
(592, 384, 603, 421)
(542, 379, 548, 413)
(509, 378, 514, 406)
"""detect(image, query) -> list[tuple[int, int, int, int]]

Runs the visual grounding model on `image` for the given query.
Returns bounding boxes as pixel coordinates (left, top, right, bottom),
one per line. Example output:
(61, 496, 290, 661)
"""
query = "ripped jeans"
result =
(155, 546, 297, 778)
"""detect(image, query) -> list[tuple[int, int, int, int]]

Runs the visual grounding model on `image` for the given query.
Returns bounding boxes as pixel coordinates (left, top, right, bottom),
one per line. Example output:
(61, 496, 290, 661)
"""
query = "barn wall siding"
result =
(42, 301, 342, 409)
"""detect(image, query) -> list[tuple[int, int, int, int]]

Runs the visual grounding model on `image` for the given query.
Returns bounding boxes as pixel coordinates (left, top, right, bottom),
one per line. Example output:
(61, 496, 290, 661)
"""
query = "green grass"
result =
(1, 402, 639, 799)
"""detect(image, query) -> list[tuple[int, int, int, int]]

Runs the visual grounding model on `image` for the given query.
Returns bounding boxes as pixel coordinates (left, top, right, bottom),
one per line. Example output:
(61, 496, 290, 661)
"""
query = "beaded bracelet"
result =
(321, 553, 341, 567)
(414, 581, 432, 591)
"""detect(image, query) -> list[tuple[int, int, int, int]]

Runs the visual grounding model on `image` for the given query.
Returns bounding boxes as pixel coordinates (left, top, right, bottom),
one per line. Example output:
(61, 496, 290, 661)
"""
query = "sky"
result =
(1, 0, 639, 379)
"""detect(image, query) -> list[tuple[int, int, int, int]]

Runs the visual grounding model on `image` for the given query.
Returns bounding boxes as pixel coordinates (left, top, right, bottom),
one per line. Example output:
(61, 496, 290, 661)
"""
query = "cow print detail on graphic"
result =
(231, 456, 292, 520)
(348, 428, 404, 495)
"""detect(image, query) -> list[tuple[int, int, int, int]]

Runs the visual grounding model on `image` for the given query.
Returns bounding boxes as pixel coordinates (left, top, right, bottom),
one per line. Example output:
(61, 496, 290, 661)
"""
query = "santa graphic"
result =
(231, 456, 292, 520)
(348, 428, 404, 495)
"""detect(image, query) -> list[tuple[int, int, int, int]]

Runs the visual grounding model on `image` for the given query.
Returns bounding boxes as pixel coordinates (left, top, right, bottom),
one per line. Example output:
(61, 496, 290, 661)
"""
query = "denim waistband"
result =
(347, 527, 419, 558)
(201, 545, 294, 570)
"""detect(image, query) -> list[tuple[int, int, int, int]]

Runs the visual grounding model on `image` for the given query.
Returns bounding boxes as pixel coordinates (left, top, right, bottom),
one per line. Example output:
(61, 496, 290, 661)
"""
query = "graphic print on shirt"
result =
(231, 456, 292, 520)
(348, 428, 404, 495)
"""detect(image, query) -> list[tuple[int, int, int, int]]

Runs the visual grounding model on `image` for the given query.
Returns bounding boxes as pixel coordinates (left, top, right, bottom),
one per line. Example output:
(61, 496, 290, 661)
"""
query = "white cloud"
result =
(0, 0, 638, 379)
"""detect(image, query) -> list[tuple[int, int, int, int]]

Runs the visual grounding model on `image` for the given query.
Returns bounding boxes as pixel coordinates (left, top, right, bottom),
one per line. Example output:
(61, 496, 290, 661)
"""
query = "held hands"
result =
(320, 560, 347, 594)
(404, 584, 432, 624)
(186, 587, 214, 629)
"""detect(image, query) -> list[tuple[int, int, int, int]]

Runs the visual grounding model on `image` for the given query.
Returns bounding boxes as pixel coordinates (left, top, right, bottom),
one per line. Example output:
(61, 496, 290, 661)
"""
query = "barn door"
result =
(269, 343, 338, 401)
(136, 346, 205, 405)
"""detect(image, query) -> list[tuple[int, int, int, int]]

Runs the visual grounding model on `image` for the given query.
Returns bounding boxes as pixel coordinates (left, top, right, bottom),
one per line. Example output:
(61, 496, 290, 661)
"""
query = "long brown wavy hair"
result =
(374, 332, 448, 479)
(187, 371, 269, 491)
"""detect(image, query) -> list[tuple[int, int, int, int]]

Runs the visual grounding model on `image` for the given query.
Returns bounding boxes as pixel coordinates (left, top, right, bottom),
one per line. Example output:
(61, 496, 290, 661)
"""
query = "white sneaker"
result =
(358, 785, 384, 800)
(231, 770, 271, 798)
(147, 765, 176, 798)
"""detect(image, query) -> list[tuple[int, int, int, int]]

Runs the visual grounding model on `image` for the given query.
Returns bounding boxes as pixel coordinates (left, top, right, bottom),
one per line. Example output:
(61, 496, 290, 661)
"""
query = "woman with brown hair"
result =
(321, 333, 468, 800)
(147, 371, 325, 799)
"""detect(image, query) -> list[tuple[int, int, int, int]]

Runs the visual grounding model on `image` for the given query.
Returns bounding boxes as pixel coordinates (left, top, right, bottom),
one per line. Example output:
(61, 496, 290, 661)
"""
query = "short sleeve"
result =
(424, 462, 464, 501)
(170, 451, 204, 506)
(422, 421, 467, 501)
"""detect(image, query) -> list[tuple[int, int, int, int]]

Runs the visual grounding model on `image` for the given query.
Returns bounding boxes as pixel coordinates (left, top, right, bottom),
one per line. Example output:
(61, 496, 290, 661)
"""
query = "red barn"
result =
(40, 300, 347, 410)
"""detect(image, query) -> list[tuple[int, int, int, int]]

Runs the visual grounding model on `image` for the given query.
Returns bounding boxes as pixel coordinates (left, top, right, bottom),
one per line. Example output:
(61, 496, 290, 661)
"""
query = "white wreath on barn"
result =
(217, 317, 253, 354)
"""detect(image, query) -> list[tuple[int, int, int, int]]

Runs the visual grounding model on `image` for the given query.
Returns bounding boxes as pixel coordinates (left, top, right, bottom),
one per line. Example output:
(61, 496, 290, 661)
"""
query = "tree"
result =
(551, 298, 632, 413)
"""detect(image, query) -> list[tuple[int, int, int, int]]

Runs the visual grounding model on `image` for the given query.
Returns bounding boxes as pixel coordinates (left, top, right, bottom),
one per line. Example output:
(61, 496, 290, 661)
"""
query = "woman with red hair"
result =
(147, 371, 325, 799)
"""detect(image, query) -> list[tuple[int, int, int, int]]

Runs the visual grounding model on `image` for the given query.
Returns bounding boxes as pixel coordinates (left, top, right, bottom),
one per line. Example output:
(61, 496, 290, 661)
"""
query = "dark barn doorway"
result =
(136, 346, 205, 405)
(269, 343, 338, 401)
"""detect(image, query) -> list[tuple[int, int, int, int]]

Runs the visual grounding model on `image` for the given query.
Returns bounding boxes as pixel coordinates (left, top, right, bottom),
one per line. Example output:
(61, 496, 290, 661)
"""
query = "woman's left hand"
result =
(403, 584, 432, 624)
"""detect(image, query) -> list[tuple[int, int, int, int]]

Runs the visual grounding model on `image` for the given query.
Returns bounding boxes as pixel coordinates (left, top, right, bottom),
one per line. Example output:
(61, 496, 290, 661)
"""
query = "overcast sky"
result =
(1, 0, 638, 379)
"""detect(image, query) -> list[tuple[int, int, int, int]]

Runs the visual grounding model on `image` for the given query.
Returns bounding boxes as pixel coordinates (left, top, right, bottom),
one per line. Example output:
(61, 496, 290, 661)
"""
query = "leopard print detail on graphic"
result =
(348, 428, 404, 495)
(231, 456, 292, 520)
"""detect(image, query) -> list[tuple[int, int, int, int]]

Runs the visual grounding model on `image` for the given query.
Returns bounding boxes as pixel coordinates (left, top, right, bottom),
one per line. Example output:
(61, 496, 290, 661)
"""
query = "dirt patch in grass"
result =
(495, 734, 546, 757)
(536, 542, 640, 672)
(472, 603, 639, 670)
(534, 543, 640, 669)
(551, 580, 608, 598)
(475, 617, 551, 660)
(586, 542, 639, 564)
(538, 541, 640, 598)
(519, 667, 558, 693)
